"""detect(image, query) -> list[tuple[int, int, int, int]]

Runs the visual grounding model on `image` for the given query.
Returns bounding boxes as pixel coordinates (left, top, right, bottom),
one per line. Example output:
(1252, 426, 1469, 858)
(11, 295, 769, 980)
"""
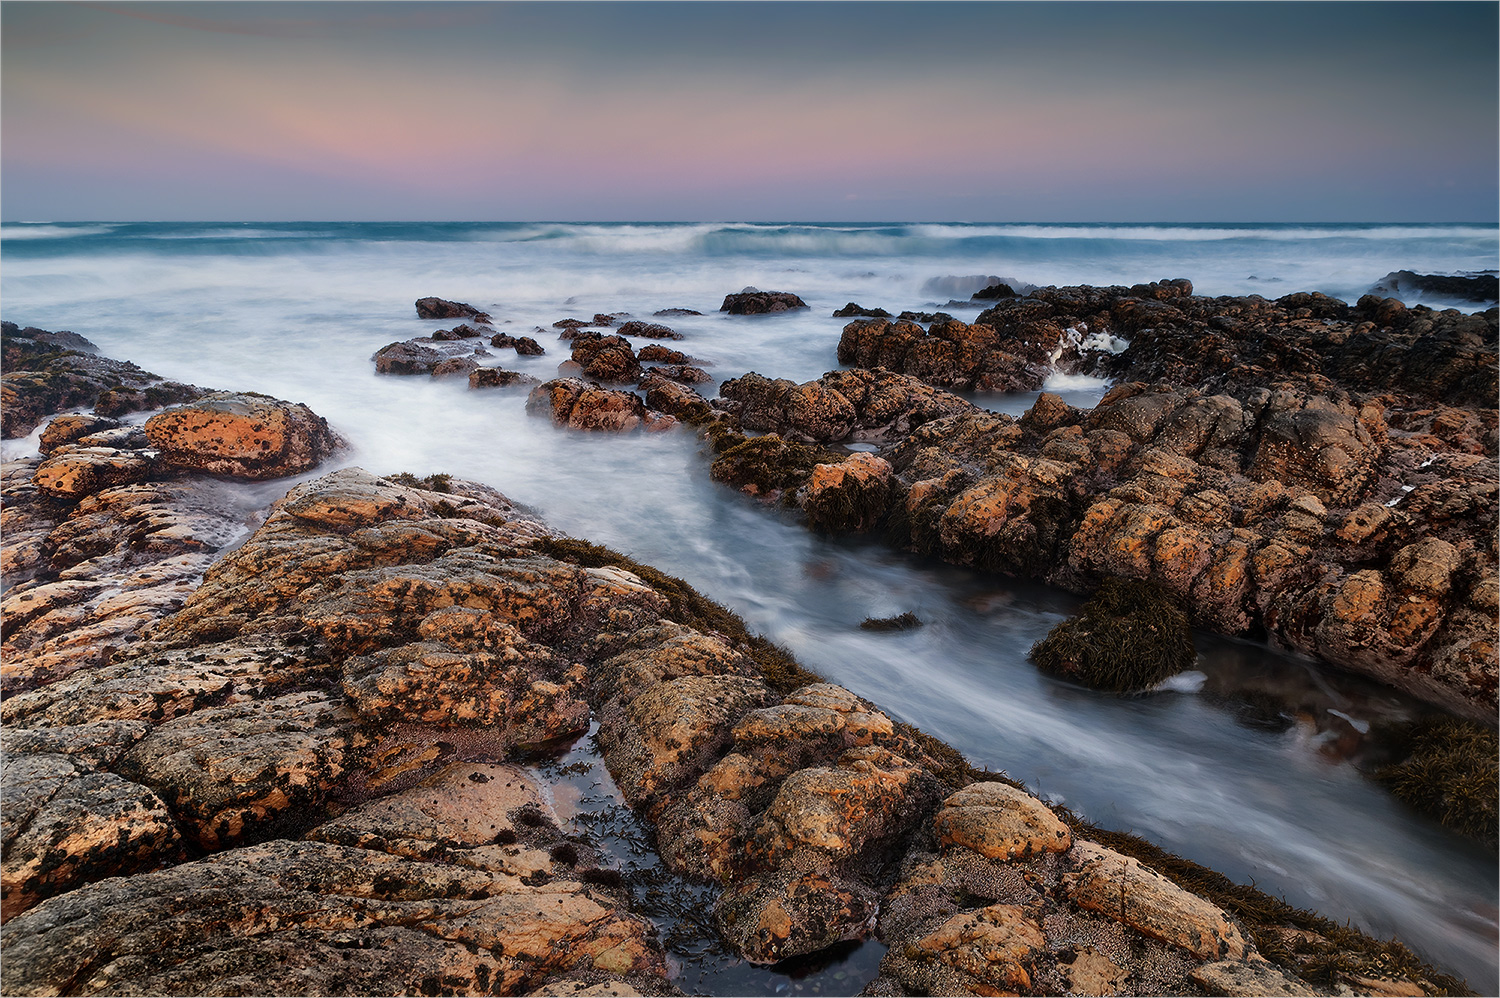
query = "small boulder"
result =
(143, 392, 345, 480)
(720, 291, 808, 315)
(470, 368, 540, 390)
(615, 321, 683, 340)
(415, 297, 491, 323)
(373, 340, 447, 375)
(933, 781, 1071, 860)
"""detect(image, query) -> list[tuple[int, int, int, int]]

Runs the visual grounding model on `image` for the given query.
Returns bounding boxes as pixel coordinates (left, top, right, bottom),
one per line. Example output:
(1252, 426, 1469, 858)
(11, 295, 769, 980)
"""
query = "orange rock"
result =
(933, 781, 1071, 861)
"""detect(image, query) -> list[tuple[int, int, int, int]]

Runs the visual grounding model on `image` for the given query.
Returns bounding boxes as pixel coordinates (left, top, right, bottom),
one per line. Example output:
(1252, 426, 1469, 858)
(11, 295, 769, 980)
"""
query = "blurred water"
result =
(2, 222, 1495, 991)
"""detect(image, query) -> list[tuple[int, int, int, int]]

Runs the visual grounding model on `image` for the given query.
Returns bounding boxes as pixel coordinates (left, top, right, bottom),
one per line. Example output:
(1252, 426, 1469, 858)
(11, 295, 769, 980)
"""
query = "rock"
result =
(718, 369, 972, 444)
(713, 868, 877, 964)
(470, 368, 540, 389)
(492, 333, 546, 355)
(1368, 270, 1499, 305)
(720, 290, 808, 314)
(37, 414, 119, 455)
(653, 308, 701, 317)
(568, 333, 642, 384)
(0, 756, 184, 921)
(614, 321, 682, 341)
(1063, 839, 1250, 961)
(887, 902, 1045, 994)
(374, 339, 448, 375)
(1, 322, 206, 439)
(431, 356, 480, 379)
(0, 839, 666, 997)
(639, 373, 715, 424)
(1190, 959, 1317, 996)
(637, 345, 690, 364)
(933, 781, 1072, 860)
(143, 391, 345, 479)
(415, 296, 492, 323)
(803, 452, 893, 534)
(526, 379, 674, 432)
(645, 364, 711, 385)
(832, 303, 893, 318)
(596, 674, 774, 808)
(31, 447, 156, 499)
(431, 323, 486, 340)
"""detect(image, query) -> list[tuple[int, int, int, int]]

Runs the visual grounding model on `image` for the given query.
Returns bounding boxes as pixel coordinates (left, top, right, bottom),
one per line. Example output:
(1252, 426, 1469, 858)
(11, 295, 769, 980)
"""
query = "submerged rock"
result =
(720, 290, 808, 314)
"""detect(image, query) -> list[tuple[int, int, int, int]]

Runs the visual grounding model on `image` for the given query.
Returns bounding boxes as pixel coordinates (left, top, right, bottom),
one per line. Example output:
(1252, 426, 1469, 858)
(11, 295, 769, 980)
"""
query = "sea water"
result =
(3, 221, 1497, 991)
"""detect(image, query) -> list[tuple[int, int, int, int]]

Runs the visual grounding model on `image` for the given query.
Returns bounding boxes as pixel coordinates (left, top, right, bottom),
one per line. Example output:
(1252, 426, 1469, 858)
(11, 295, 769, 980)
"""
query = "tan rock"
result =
(933, 781, 1071, 861)
(904, 902, 1045, 992)
(32, 447, 155, 498)
(1063, 840, 1249, 961)
(1189, 959, 1317, 996)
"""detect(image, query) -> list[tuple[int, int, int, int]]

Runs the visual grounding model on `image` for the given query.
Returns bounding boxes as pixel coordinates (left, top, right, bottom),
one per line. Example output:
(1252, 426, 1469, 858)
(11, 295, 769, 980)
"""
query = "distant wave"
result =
(1, 223, 122, 240)
(902, 223, 1499, 243)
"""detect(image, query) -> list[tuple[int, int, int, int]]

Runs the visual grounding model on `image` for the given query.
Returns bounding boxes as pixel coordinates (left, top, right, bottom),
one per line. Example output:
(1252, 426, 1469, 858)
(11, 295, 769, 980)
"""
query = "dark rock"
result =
(525, 378, 675, 432)
(615, 320, 683, 341)
(143, 391, 346, 480)
(415, 297, 491, 323)
(490, 333, 546, 355)
(654, 308, 702, 317)
(720, 291, 809, 315)
(568, 333, 642, 384)
(833, 303, 893, 318)
(1369, 270, 1499, 305)
(972, 282, 1018, 300)
(431, 357, 480, 379)
(469, 368, 539, 389)
(431, 323, 485, 340)
(648, 364, 712, 385)
(373, 340, 447, 375)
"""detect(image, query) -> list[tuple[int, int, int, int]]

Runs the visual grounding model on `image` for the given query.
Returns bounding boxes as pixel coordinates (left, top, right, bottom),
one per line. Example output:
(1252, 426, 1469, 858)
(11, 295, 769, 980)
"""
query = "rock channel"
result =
(0, 320, 1478, 997)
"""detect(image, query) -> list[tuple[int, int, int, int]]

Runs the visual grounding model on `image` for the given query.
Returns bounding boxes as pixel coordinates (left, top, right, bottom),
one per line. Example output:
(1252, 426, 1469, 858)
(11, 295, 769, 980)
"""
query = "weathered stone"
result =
(934, 781, 1071, 860)
(144, 392, 345, 479)
(1189, 959, 1317, 996)
(720, 290, 807, 314)
(1063, 840, 1250, 961)
(714, 868, 878, 964)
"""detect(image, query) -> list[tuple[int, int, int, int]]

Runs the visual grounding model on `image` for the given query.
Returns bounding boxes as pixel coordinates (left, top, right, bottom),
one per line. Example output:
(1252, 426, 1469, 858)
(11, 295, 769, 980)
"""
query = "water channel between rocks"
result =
(2, 223, 1496, 992)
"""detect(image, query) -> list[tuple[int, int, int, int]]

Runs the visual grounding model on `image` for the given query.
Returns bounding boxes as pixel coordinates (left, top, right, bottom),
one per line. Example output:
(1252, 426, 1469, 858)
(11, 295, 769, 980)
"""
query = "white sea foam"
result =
(1, 223, 121, 240)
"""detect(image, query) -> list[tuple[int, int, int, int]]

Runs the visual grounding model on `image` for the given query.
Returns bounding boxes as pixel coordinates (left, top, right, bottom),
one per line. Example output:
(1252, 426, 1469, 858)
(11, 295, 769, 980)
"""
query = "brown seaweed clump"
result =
(860, 612, 923, 631)
(1376, 717, 1499, 846)
(1029, 577, 1196, 693)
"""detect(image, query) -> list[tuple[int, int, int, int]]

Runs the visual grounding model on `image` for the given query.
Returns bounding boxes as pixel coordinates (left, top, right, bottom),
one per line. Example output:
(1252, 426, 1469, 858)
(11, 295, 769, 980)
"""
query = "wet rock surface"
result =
(720, 290, 809, 314)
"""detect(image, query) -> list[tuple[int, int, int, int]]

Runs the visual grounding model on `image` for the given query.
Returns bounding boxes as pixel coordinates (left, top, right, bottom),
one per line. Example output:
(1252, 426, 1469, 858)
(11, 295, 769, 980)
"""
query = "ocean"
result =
(3, 220, 1497, 991)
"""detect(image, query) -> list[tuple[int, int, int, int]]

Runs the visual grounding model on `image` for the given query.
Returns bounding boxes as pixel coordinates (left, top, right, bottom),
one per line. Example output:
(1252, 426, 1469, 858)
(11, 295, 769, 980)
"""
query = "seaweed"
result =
(1028, 577, 1195, 693)
(707, 430, 842, 506)
(804, 465, 893, 534)
(860, 612, 923, 631)
(1375, 716, 1498, 846)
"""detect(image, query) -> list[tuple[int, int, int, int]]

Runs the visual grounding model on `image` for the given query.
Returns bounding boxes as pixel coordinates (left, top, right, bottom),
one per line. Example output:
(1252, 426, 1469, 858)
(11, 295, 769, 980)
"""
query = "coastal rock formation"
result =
(525, 379, 676, 432)
(720, 290, 808, 314)
(1369, 270, 1499, 305)
(143, 392, 346, 479)
(566, 333, 643, 384)
(469, 368, 540, 389)
(1, 322, 206, 439)
(491, 332, 547, 355)
(415, 296, 492, 323)
(373, 337, 488, 376)
(717, 369, 973, 444)
(615, 320, 683, 341)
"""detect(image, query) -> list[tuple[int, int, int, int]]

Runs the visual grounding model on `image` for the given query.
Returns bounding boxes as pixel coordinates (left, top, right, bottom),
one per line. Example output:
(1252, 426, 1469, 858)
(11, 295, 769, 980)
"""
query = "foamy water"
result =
(3, 221, 1496, 990)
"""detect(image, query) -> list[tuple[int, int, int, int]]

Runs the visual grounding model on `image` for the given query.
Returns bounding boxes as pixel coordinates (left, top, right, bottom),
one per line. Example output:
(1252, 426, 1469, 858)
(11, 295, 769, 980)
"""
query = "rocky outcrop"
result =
(415, 296, 492, 323)
(491, 332, 547, 355)
(470, 368, 540, 389)
(143, 392, 346, 479)
(526, 379, 676, 432)
(0, 451, 1466, 995)
(1, 322, 206, 439)
(566, 333, 642, 384)
(720, 290, 808, 314)
(1369, 270, 1499, 305)
(717, 369, 974, 444)
(373, 337, 488, 375)
(615, 321, 682, 341)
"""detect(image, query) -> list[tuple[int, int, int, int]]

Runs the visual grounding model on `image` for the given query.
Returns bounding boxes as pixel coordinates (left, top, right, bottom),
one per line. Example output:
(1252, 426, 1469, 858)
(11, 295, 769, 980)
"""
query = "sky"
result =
(2, 1, 1496, 222)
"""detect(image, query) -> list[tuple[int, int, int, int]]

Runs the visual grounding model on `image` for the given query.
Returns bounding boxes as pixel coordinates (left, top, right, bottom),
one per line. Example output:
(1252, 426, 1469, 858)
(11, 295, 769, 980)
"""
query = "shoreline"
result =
(2, 286, 1495, 995)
